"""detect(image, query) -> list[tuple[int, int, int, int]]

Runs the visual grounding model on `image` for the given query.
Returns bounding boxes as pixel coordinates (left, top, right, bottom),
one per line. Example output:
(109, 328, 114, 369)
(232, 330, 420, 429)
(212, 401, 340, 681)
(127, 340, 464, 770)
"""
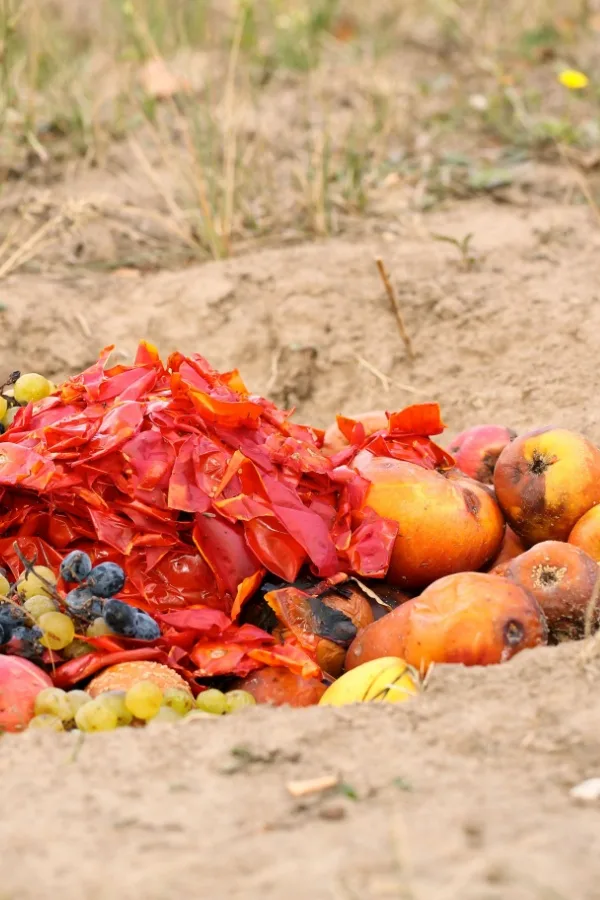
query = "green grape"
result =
(62, 639, 94, 660)
(97, 691, 133, 727)
(1, 406, 19, 429)
(149, 706, 182, 724)
(13, 373, 52, 405)
(34, 687, 73, 722)
(75, 698, 119, 732)
(28, 714, 64, 731)
(0, 396, 7, 420)
(225, 690, 257, 713)
(125, 681, 163, 720)
(162, 687, 194, 716)
(196, 688, 226, 715)
(86, 617, 114, 637)
(66, 690, 92, 717)
(39, 611, 75, 650)
(23, 594, 58, 621)
(17, 566, 57, 600)
(0, 573, 10, 597)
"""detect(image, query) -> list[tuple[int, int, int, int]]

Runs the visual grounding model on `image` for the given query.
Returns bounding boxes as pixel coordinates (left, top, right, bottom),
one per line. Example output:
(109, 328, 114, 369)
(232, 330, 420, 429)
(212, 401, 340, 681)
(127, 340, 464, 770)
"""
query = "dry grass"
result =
(1, 0, 600, 274)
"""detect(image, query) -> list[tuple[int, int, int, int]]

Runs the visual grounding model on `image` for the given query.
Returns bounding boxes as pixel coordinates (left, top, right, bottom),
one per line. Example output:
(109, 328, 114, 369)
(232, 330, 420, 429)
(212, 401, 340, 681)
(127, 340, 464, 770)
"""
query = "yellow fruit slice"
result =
(319, 657, 420, 706)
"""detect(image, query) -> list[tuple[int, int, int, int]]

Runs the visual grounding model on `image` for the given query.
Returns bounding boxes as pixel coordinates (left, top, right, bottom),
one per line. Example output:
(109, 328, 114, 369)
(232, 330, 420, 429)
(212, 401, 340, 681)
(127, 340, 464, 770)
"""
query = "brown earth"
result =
(4, 1, 600, 891)
(2, 193, 600, 899)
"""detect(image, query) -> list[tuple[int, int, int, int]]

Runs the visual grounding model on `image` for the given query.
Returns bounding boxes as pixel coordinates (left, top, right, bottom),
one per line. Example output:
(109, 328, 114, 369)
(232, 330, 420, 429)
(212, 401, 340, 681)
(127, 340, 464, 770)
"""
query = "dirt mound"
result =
(3, 197, 600, 898)
(4, 200, 600, 440)
(1, 640, 599, 899)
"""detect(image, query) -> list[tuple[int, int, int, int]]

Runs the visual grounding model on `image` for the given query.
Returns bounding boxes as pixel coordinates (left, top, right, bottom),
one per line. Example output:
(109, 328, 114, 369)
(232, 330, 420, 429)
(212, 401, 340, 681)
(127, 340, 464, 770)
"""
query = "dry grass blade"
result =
(221, 4, 246, 249)
(0, 214, 63, 280)
(375, 258, 415, 359)
(128, 138, 198, 249)
(352, 353, 429, 396)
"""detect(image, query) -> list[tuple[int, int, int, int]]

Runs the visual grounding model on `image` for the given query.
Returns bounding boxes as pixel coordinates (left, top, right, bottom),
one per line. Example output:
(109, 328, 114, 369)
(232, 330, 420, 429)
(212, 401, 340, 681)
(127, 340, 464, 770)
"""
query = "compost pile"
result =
(1, 343, 600, 732)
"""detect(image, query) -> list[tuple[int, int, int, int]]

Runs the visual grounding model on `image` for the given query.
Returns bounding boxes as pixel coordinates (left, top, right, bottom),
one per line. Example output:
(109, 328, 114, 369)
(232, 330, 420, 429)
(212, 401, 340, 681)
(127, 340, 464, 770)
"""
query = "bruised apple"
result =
(569, 505, 600, 562)
(322, 410, 388, 456)
(499, 541, 599, 640)
(353, 453, 504, 589)
(487, 526, 527, 570)
(237, 667, 326, 707)
(449, 424, 516, 484)
(494, 428, 600, 544)
(346, 572, 547, 671)
(0, 656, 52, 732)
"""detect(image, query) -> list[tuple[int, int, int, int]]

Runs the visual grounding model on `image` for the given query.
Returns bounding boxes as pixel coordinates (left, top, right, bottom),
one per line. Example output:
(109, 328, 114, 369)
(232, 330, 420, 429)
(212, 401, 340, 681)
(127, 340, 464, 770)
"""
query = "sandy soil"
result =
(2, 641, 600, 899)
(2, 190, 600, 899)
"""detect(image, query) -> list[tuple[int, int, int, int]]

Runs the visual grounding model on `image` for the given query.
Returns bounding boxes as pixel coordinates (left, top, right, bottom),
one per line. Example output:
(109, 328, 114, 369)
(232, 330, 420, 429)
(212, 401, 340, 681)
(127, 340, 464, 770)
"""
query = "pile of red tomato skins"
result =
(1, 342, 599, 725)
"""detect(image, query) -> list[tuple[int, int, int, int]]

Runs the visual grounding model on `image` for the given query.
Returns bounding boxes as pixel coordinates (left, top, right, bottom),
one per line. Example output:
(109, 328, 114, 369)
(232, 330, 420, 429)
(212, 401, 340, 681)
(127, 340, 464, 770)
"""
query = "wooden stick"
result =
(375, 257, 414, 359)
(286, 774, 339, 798)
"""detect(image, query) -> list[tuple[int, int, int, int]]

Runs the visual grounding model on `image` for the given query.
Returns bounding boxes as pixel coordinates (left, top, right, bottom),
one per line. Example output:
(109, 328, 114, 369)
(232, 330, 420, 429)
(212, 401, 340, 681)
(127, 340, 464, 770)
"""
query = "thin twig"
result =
(265, 348, 283, 395)
(584, 570, 600, 641)
(375, 257, 415, 359)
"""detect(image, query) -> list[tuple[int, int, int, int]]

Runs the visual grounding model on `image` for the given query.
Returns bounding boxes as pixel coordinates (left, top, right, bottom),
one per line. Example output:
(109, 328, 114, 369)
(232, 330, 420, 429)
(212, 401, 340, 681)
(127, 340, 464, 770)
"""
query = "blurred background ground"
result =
(2, 1, 600, 897)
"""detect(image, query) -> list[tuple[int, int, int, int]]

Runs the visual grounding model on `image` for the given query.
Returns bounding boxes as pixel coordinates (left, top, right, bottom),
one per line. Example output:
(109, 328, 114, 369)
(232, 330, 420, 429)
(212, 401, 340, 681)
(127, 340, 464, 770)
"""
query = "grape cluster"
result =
(0, 548, 161, 665)
(27, 683, 256, 732)
(0, 371, 56, 433)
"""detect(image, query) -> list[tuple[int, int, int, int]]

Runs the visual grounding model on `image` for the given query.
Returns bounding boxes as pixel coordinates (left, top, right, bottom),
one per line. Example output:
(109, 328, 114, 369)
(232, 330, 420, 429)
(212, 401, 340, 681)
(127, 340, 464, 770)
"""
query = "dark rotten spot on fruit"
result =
(462, 488, 481, 518)
(532, 563, 567, 590)
(528, 450, 557, 476)
(503, 619, 525, 646)
(309, 596, 357, 645)
(478, 451, 498, 483)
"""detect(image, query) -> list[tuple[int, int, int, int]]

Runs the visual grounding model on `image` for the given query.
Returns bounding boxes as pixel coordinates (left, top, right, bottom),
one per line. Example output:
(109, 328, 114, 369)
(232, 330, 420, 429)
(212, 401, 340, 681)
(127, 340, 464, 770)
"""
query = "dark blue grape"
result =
(103, 599, 137, 637)
(87, 563, 126, 598)
(0, 621, 6, 644)
(60, 550, 93, 584)
(131, 611, 160, 641)
(8, 625, 43, 661)
(65, 587, 102, 622)
(0, 603, 28, 637)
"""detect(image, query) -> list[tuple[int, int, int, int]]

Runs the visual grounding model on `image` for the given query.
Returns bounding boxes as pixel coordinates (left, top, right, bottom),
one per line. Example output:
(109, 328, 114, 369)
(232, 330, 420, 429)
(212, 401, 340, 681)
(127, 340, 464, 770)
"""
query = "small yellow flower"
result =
(558, 69, 589, 90)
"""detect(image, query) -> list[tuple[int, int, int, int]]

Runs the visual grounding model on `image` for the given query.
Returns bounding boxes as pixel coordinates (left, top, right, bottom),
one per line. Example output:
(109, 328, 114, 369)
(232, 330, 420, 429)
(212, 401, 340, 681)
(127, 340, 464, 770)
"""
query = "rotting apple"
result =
(568, 504, 600, 562)
(486, 525, 527, 570)
(236, 667, 326, 707)
(0, 655, 52, 732)
(345, 571, 547, 671)
(499, 540, 599, 640)
(449, 424, 516, 484)
(353, 453, 505, 590)
(494, 428, 600, 544)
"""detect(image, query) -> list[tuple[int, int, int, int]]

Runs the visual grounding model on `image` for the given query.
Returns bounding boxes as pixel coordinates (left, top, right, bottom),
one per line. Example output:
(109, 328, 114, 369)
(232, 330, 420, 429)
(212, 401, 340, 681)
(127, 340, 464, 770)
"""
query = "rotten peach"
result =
(449, 424, 516, 484)
(494, 428, 600, 544)
(353, 454, 504, 589)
